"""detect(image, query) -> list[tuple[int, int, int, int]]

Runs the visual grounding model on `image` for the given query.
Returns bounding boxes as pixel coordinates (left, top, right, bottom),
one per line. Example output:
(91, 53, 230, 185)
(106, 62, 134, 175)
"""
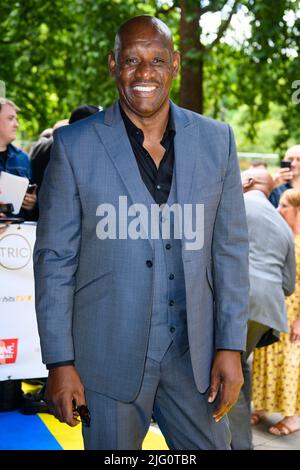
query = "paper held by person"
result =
(0, 171, 29, 214)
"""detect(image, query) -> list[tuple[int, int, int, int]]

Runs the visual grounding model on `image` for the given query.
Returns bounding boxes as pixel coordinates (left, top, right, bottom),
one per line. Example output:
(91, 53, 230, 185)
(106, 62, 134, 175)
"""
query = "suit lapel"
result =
(93, 102, 154, 249)
(171, 102, 197, 208)
(171, 102, 210, 258)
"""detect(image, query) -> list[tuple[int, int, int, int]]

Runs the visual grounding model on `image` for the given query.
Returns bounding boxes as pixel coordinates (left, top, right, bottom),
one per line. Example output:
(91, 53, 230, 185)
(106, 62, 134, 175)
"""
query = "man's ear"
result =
(242, 178, 255, 193)
(108, 51, 116, 77)
(172, 51, 180, 78)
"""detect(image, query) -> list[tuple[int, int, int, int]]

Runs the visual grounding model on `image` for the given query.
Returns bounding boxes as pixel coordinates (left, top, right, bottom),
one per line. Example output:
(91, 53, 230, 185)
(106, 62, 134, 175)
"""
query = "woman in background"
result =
(251, 188, 300, 435)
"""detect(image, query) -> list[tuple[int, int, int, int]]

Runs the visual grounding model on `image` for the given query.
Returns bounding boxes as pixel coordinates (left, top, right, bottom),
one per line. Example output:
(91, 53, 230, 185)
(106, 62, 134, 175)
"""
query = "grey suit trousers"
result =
(82, 343, 231, 450)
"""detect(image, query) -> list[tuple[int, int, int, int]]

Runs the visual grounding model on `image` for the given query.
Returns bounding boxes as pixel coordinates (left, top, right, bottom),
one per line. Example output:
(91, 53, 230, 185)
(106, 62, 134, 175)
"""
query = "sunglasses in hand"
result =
(72, 400, 91, 427)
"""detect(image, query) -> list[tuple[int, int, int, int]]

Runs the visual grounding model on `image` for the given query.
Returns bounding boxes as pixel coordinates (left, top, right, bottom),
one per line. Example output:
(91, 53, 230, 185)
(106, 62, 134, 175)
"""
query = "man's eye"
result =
(153, 58, 164, 64)
(125, 58, 138, 65)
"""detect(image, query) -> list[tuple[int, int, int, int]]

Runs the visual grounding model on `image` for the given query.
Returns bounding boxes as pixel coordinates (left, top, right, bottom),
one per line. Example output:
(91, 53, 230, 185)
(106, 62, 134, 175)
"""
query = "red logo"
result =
(0, 338, 18, 364)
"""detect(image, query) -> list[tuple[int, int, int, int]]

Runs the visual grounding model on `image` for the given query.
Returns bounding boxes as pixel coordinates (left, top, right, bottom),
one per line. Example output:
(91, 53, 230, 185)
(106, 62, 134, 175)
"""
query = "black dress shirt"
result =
(120, 105, 176, 205)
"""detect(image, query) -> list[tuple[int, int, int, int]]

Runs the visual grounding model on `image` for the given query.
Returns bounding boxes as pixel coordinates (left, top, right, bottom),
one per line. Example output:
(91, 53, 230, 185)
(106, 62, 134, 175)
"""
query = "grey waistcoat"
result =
(146, 169, 189, 362)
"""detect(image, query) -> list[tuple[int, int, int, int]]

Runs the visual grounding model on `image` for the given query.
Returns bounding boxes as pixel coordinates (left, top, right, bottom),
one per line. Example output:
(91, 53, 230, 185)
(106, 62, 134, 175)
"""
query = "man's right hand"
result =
(273, 167, 293, 189)
(45, 365, 86, 427)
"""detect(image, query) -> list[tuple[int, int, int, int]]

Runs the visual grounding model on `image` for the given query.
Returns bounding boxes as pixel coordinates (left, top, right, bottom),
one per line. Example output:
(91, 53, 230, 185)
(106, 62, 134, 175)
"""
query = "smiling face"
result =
(108, 17, 180, 121)
(278, 193, 298, 230)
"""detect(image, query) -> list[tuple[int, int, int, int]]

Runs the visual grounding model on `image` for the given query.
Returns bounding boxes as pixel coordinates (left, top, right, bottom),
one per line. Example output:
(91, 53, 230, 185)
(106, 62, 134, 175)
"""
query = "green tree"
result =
(0, 0, 299, 151)
(0, 0, 157, 136)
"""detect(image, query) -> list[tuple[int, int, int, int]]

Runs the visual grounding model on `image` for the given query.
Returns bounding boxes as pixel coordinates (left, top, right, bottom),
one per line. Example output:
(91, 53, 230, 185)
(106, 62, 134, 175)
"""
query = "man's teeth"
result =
(133, 86, 156, 92)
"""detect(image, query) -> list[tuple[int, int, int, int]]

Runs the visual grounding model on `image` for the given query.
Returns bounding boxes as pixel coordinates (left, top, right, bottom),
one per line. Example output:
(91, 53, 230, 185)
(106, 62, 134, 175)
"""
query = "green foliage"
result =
(0, 0, 159, 136)
(204, 0, 300, 152)
(0, 0, 300, 152)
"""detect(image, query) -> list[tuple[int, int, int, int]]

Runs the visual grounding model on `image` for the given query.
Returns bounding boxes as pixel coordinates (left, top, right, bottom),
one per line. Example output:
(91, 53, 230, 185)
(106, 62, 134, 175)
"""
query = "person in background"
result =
(249, 160, 268, 169)
(228, 169, 295, 449)
(29, 127, 54, 159)
(30, 119, 69, 198)
(269, 145, 300, 208)
(252, 188, 300, 436)
(0, 98, 37, 219)
(68, 104, 102, 124)
(0, 98, 37, 410)
(0, 189, 8, 233)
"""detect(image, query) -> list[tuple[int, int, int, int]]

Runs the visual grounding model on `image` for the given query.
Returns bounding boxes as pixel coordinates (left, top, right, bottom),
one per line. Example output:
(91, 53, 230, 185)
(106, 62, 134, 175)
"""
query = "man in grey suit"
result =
(228, 168, 296, 449)
(34, 15, 249, 450)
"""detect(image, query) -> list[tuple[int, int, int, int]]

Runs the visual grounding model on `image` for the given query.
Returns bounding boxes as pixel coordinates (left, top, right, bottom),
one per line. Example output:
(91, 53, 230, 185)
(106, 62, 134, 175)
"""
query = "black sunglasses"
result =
(73, 401, 91, 427)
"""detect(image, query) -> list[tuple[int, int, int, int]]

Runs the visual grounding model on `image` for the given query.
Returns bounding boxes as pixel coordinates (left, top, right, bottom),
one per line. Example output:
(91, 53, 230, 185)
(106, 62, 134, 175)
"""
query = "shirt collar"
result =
(7, 143, 22, 158)
(119, 103, 175, 146)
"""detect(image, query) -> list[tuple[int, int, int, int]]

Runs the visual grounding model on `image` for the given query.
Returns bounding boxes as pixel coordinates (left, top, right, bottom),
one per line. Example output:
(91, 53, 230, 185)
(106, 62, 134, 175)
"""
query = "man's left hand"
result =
(208, 350, 243, 422)
(22, 192, 37, 211)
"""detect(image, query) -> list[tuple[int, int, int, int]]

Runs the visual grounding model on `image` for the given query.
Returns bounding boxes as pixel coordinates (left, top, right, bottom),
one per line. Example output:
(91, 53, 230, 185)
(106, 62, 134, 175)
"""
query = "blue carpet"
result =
(0, 410, 62, 450)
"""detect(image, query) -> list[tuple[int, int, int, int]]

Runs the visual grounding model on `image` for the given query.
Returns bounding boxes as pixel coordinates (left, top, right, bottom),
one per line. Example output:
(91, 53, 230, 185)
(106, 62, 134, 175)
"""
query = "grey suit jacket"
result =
(244, 190, 295, 332)
(34, 101, 249, 402)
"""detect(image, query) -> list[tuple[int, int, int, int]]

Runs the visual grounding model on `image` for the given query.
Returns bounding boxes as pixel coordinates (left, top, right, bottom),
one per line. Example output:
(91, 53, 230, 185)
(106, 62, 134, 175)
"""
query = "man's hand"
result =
(208, 350, 243, 422)
(45, 365, 86, 427)
(21, 191, 37, 211)
(0, 200, 9, 233)
(272, 167, 293, 189)
(0, 223, 8, 234)
(290, 318, 300, 342)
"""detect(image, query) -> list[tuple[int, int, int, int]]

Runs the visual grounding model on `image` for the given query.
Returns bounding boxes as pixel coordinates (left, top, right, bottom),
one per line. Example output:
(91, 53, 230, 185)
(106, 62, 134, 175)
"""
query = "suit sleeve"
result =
(282, 236, 296, 296)
(212, 125, 250, 351)
(33, 129, 81, 364)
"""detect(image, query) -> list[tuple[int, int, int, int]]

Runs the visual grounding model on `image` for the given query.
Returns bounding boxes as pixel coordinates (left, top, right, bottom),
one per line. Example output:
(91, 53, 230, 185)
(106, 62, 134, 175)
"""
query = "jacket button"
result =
(146, 260, 153, 268)
(169, 300, 174, 306)
(165, 244, 171, 250)
(169, 274, 175, 280)
(170, 326, 176, 333)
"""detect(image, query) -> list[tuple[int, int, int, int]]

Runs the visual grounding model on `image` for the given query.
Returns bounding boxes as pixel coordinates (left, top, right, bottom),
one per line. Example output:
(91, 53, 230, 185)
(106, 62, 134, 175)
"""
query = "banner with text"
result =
(0, 223, 47, 380)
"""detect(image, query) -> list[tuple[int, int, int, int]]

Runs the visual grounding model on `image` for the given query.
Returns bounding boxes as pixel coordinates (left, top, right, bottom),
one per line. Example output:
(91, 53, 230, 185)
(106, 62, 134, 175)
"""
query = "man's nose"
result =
(135, 61, 155, 79)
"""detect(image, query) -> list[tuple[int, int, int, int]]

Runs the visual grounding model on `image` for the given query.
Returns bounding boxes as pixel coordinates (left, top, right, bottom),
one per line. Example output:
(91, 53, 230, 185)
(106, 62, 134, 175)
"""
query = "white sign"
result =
(0, 223, 47, 380)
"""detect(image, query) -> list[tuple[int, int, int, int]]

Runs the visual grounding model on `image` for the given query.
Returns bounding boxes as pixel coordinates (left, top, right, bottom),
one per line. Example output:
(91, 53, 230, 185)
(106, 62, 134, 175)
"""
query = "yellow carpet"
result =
(22, 381, 167, 449)
(39, 413, 168, 450)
